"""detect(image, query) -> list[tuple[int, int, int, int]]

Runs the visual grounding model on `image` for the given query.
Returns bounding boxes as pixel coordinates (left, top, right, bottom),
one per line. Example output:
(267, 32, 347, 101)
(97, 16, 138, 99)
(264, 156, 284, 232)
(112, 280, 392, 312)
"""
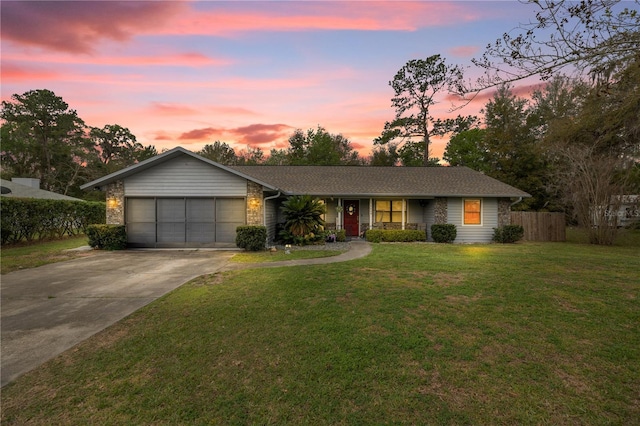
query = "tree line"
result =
(1, 89, 157, 199)
(1, 0, 638, 244)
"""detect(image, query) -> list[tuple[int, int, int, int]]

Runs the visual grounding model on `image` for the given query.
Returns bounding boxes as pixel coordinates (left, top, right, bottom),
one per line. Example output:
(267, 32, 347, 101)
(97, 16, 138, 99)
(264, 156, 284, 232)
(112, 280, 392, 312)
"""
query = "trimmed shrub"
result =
(86, 224, 127, 250)
(365, 229, 427, 243)
(236, 226, 267, 251)
(431, 224, 457, 243)
(492, 225, 525, 243)
(1, 198, 105, 245)
(336, 229, 347, 242)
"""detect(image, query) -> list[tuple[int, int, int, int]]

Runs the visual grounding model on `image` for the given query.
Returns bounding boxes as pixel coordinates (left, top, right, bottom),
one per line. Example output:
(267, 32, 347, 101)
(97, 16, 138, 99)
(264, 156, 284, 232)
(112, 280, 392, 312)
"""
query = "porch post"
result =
(337, 199, 342, 230)
(369, 198, 373, 230)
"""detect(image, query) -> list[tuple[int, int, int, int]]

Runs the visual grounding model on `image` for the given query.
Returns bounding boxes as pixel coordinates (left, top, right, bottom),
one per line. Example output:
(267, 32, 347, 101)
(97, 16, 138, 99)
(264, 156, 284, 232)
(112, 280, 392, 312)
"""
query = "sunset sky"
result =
(1, 1, 546, 159)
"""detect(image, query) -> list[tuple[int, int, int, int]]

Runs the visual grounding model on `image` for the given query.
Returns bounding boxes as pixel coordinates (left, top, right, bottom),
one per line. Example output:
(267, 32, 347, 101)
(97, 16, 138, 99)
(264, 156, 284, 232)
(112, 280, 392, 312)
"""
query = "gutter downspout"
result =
(263, 191, 281, 248)
(510, 197, 523, 207)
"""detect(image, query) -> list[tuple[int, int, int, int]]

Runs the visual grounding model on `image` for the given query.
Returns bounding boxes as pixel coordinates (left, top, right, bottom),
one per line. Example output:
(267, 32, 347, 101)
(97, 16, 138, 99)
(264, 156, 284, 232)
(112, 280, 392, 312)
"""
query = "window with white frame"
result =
(463, 199, 482, 225)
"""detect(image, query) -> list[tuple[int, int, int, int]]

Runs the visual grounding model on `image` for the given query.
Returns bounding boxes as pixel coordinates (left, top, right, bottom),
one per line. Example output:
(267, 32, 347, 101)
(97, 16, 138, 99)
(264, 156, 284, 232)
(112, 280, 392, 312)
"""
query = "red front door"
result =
(343, 200, 359, 237)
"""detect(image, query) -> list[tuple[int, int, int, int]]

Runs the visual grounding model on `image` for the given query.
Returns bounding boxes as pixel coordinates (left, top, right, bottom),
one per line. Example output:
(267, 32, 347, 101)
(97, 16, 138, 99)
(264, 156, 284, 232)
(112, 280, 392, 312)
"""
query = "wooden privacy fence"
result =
(510, 212, 566, 242)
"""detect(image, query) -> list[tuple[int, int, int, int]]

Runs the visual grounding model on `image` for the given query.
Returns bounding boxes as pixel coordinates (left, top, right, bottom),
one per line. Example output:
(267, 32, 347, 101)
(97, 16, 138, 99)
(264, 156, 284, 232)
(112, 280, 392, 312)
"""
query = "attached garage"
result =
(126, 197, 245, 248)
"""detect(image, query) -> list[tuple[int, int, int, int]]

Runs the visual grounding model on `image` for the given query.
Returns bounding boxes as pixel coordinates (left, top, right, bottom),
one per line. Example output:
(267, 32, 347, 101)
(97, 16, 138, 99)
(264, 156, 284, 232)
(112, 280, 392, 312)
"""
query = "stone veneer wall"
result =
(105, 180, 125, 225)
(246, 181, 264, 226)
(434, 197, 448, 224)
(498, 198, 511, 227)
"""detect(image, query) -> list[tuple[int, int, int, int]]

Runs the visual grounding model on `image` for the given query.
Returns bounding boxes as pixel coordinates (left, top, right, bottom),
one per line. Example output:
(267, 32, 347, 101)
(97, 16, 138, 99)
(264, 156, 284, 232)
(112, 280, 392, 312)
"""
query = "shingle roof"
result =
(0, 179, 83, 201)
(79, 146, 530, 198)
(230, 166, 531, 198)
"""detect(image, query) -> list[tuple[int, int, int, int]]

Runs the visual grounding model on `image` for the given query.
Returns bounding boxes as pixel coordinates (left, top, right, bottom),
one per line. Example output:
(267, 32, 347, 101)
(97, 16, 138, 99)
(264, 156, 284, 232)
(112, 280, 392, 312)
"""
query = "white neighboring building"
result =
(0, 178, 83, 201)
(602, 195, 640, 228)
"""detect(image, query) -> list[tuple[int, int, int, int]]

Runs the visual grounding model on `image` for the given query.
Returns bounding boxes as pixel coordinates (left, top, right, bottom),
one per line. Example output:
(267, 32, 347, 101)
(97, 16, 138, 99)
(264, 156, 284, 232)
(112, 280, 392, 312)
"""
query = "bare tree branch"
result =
(466, 0, 640, 94)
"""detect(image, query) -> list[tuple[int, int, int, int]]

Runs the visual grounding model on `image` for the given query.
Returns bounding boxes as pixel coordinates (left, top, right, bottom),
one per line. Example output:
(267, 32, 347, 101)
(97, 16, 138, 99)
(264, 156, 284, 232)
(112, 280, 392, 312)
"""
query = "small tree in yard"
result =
(280, 195, 326, 244)
(553, 143, 629, 245)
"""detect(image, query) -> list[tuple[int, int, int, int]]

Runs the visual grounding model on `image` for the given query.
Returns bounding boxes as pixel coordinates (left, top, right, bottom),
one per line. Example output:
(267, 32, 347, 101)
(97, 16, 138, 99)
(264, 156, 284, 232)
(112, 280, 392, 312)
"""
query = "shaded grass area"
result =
(231, 249, 344, 263)
(566, 226, 640, 246)
(2, 242, 639, 424)
(1, 235, 92, 274)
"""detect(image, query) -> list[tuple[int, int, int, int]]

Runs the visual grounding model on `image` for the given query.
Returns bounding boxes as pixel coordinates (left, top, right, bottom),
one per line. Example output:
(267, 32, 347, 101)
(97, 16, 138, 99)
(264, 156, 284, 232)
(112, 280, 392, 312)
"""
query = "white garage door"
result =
(126, 198, 245, 247)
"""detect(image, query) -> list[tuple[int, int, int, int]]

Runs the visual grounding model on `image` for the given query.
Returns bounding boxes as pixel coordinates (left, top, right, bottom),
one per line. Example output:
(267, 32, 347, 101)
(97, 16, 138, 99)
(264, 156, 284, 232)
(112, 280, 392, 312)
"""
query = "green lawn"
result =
(231, 248, 344, 263)
(0, 235, 92, 274)
(2, 241, 639, 425)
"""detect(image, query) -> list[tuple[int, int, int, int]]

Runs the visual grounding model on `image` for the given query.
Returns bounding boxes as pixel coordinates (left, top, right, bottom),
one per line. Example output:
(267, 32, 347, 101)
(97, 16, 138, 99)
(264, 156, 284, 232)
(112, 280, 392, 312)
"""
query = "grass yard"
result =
(2, 241, 639, 424)
(0, 235, 92, 274)
(231, 248, 344, 263)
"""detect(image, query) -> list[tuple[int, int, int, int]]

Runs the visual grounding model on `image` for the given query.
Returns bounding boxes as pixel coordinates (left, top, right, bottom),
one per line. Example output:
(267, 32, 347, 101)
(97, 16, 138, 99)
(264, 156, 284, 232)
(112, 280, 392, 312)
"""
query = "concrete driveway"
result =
(1, 249, 236, 387)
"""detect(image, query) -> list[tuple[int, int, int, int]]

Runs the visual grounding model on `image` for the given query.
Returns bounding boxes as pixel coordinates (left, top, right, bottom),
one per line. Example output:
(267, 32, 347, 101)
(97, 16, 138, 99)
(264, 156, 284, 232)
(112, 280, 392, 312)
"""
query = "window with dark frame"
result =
(375, 200, 405, 223)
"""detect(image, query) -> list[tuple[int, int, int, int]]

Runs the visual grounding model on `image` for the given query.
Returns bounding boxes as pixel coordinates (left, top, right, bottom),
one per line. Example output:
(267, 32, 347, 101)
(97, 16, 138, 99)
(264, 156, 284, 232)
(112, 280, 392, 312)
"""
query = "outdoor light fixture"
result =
(107, 198, 120, 209)
(249, 198, 261, 209)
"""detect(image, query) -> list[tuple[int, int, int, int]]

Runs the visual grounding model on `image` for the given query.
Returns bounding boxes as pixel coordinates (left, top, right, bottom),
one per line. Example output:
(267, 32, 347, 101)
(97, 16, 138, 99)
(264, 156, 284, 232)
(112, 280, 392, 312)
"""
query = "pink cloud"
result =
(178, 127, 221, 141)
(446, 82, 547, 106)
(449, 46, 479, 57)
(173, 123, 293, 146)
(1, 1, 184, 53)
(5, 52, 230, 68)
(153, 132, 173, 141)
(2, 1, 483, 56)
(148, 103, 258, 118)
(229, 124, 293, 146)
(165, 2, 476, 36)
(350, 142, 368, 151)
(209, 106, 258, 116)
(1, 64, 59, 81)
(150, 103, 199, 116)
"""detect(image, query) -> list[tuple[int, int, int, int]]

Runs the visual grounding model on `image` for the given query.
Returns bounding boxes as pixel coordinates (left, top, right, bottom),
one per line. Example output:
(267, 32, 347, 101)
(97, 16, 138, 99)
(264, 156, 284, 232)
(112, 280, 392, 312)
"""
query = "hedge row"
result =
(1, 198, 105, 245)
(365, 229, 427, 243)
(492, 225, 525, 243)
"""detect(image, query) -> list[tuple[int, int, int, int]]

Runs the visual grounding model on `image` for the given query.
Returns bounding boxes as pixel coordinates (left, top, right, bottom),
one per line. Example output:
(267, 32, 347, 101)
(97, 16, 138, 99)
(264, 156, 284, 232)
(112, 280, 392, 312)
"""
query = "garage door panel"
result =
(157, 222, 185, 243)
(127, 223, 156, 244)
(187, 199, 214, 221)
(158, 198, 185, 221)
(187, 222, 216, 242)
(127, 198, 155, 222)
(126, 197, 244, 246)
(216, 198, 245, 221)
(126, 199, 156, 244)
(216, 223, 242, 243)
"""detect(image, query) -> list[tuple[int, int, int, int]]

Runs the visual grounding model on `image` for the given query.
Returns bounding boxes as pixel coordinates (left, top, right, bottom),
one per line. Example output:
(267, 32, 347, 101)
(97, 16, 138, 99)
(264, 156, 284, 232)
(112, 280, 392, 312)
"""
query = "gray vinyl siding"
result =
(124, 156, 247, 197)
(265, 198, 278, 244)
(407, 200, 422, 224)
(359, 200, 370, 228)
(424, 200, 436, 241)
(424, 201, 435, 223)
(447, 198, 498, 243)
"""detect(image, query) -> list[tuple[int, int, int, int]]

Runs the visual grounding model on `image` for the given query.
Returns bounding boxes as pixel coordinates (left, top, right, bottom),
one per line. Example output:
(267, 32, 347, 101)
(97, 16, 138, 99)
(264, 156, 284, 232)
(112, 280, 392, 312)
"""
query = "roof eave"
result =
(279, 192, 531, 198)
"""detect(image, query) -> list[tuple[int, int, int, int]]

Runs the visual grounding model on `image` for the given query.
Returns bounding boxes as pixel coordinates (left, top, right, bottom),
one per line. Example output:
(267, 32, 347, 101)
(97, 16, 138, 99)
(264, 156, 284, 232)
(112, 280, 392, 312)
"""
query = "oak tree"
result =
(1, 89, 91, 196)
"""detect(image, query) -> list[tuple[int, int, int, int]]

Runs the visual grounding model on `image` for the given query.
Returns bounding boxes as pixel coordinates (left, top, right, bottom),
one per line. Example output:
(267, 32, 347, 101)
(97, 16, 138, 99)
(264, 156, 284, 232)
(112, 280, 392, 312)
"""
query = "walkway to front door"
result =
(343, 200, 359, 236)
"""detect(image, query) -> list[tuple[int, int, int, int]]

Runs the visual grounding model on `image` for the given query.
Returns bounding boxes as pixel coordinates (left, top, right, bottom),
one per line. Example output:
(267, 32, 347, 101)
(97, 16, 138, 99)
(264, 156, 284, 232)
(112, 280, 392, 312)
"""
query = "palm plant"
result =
(280, 195, 326, 237)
